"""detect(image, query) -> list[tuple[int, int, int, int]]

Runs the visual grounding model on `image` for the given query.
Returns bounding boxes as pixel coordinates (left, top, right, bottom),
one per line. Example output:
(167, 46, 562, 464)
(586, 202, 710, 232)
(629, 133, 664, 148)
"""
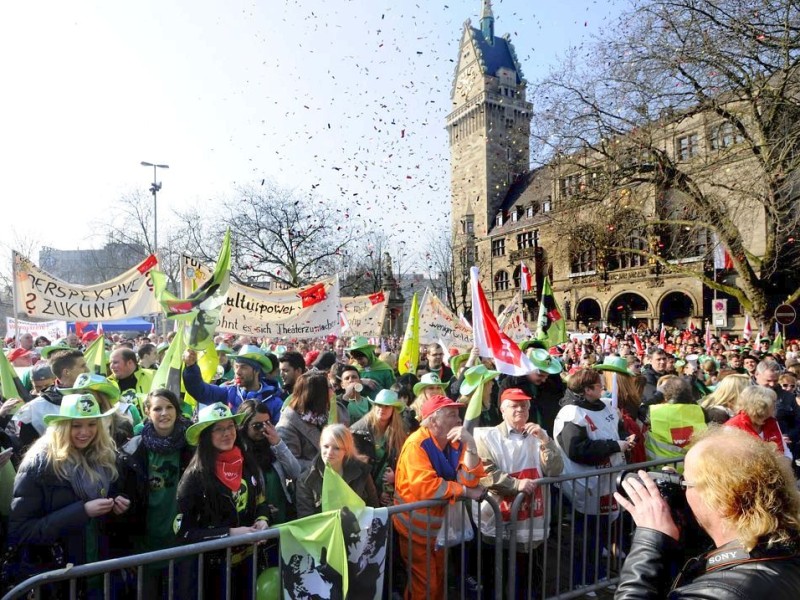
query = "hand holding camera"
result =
(613, 470, 681, 542)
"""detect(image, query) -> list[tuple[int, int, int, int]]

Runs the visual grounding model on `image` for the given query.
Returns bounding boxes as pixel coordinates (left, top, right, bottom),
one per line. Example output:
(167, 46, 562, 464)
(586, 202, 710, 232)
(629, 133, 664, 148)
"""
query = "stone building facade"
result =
(448, 2, 764, 333)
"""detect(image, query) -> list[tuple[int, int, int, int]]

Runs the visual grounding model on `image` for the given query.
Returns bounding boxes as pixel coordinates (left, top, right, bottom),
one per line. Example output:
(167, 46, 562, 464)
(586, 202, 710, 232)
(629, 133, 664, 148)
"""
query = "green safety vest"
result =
(645, 404, 707, 472)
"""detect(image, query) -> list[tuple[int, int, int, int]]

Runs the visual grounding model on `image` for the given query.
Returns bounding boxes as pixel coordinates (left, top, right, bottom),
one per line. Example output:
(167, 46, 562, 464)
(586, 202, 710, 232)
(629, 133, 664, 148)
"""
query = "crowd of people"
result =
(0, 324, 799, 598)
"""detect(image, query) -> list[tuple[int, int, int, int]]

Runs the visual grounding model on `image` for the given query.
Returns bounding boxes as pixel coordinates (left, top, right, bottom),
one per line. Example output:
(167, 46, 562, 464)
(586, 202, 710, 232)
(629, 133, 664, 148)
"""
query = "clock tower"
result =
(447, 1, 531, 311)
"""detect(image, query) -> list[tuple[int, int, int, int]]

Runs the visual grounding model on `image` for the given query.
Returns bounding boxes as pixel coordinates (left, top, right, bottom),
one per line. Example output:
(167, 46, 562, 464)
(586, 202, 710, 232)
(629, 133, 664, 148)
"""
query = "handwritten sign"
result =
(418, 290, 473, 352)
(14, 252, 160, 321)
(341, 292, 388, 338)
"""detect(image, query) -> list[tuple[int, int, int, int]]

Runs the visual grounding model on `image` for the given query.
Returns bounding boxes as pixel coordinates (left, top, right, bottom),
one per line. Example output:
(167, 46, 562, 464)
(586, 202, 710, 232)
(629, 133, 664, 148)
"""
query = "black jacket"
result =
(556, 389, 626, 466)
(115, 434, 194, 543)
(641, 365, 666, 405)
(773, 386, 800, 444)
(175, 459, 269, 545)
(616, 527, 800, 599)
(8, 451, 119, 566)
(295, 455, 379, 518)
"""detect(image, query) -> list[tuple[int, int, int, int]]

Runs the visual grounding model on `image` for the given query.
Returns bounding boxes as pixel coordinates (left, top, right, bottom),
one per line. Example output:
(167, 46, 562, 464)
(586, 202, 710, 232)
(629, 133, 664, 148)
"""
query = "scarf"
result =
(141, 418, 189, 455)
(215, 446, 244, 492)
(300, 410, 328, 427)
(66, 460, 114, 501)
(726, 411, 786, 453)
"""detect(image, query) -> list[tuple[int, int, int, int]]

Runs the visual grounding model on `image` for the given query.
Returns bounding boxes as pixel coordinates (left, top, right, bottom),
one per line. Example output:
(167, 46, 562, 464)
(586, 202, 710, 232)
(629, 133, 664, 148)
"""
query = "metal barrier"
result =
(2, 496, 505, 600)
(505, 457, 685, 599)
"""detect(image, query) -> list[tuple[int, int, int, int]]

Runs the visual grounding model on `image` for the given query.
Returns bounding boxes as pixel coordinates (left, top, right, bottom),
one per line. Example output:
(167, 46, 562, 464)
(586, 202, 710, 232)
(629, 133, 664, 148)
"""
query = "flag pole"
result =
(11, 252, 19, 348)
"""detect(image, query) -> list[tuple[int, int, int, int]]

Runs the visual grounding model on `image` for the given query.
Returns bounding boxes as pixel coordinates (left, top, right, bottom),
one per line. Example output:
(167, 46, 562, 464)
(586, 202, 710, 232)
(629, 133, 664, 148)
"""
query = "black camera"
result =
(615, 470, 685, 507)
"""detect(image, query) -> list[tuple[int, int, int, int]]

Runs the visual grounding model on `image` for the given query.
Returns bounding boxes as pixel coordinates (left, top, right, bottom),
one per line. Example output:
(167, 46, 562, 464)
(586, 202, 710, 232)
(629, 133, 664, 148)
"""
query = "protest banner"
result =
(340, 291, 388, 338)
(13, 252, 160, 321)
(5, 317, 67, 342)
(497, 292, 532, 343)
(181, 254, 341, 338)
(418, 289, 473, 352)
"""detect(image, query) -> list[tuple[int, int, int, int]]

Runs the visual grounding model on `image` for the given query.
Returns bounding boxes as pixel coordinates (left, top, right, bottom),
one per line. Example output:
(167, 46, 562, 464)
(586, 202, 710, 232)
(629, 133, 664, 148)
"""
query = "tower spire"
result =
(480, 0, 494, 44)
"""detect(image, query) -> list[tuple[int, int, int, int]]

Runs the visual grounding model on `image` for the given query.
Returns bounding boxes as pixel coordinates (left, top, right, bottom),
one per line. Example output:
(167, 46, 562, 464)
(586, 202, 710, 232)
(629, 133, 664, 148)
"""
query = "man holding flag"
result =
(393, 394, 485, 600)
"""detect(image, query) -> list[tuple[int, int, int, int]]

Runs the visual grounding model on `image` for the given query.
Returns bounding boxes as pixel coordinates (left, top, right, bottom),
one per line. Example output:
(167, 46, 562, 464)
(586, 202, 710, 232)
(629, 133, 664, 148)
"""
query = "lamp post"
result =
(140, 161, 169, 252)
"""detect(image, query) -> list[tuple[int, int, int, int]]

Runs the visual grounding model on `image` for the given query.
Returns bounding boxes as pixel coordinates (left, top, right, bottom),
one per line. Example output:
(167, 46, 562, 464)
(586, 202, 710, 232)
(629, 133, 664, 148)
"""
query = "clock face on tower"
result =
(457, 65, 478, 98)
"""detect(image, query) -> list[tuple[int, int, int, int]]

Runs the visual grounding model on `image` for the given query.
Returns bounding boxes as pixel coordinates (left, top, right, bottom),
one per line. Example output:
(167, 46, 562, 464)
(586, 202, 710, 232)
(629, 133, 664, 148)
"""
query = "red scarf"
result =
(215, 446, 244, 492)
(725, 411, 785, 453)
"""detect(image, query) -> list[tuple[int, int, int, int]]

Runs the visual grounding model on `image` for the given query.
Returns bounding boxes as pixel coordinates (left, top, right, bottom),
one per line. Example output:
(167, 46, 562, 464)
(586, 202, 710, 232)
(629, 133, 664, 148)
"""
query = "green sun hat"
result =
(460, 364, 500, 396)
(370, 389, 406, 409)
(216, 343, 234, 355)
(61, 373, 121, 403)
(347, 336, 374, 354)
(592, 355, 634, 377)
(449, 353, 470, 376)
(43, 393, 116, 426)
(40, 343, 72, 360)
(186, 402, 246, 445)
(413, 373, 449, 397)
(519, 339, 547, 352)
(234, 345, 273, 372)
(528, 348, 563, 375)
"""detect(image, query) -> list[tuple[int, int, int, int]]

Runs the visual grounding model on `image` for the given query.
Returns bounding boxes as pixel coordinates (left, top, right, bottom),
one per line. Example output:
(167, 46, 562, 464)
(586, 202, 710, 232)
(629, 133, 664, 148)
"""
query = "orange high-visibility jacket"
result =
(393, 426, 485, 541)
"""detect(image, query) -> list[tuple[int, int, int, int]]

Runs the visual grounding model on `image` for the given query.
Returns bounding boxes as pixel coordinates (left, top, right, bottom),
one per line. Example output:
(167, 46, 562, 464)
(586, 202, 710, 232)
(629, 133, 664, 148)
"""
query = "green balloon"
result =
(256, 566, 280, 600)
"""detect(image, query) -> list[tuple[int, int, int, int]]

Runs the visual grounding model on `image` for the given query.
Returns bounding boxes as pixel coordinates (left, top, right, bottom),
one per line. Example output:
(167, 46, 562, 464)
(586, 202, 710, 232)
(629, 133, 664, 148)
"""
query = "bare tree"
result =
(423, 234, 457, 313)
(532, 0, 800, 326)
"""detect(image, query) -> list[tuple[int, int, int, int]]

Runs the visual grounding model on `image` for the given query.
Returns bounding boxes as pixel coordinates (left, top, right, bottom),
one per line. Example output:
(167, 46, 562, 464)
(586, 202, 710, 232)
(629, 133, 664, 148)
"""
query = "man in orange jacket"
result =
(393, 394, 486, 599)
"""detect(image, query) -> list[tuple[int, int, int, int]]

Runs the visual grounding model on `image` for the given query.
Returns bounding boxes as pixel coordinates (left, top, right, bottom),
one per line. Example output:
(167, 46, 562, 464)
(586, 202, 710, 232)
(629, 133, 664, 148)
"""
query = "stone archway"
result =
(659, 291, 694, 328)
(607, 292, 649, 330)
(576, 298, 602, 328)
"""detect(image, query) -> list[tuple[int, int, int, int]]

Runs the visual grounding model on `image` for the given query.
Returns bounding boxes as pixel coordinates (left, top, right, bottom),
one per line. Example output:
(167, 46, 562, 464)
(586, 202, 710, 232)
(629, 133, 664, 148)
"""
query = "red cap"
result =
(304, 350, 320, 367)
(6, 348, 31, 363)
(500, 388, 531, 403)
(81, 331, 99, 343)
(420, 394, 464, 420)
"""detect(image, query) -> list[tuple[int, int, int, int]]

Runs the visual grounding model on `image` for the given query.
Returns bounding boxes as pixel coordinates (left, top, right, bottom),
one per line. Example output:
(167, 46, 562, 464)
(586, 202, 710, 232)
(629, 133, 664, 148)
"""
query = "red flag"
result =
(520, 262, 532, 293)
(470, 267, 533, 376)
(632, 333, 644, 357)
(298, 282, 327, 308)
(743, 315, 752, 341)
(368, 291, 386, 305)
(137, 254, 159, 274)
(659, 323, 666, 347)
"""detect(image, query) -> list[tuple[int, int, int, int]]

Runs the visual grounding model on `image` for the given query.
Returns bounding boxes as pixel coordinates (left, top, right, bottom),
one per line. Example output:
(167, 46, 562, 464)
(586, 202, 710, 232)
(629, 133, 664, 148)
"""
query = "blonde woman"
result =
(726, 385, 793, 461)
(351, 389, 408, 505)
(700, 374, 751, 424)
(295, 423, 379, 517)
(8, 394, 129, 585)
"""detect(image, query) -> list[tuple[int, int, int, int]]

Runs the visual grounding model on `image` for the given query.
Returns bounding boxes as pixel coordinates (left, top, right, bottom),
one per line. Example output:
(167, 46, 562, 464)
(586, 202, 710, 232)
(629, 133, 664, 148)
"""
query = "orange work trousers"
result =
(396, 530, 445, 600)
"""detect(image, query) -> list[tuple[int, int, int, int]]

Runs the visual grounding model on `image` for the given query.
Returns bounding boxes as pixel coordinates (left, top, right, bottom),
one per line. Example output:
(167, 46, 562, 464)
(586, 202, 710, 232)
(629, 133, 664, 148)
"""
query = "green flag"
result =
(771, 331, 784, 352)
(398, 292, 420, 374)
(535, 276, 568, 348)
(82, 334, 108, 376)
(322, 463, 366, 513)
(278, 510, 349, 597)
(0, 350, 31, 402)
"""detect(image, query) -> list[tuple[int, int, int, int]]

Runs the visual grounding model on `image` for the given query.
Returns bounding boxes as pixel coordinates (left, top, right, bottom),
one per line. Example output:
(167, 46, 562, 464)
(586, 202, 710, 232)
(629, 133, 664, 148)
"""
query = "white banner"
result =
(418, 289, 473, 353)
(182, 255, 341, 338)
(5, 317, 67, 341)
(14, 252, 160, 321)
(341, 292, 388, 338)
(498, 293, 532, 343)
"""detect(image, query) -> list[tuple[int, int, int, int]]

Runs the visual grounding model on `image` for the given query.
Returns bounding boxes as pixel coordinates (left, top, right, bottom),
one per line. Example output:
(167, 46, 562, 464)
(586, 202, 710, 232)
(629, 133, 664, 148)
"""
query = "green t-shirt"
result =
(144, 450, 181, 550)
(347, 397, 371, 423)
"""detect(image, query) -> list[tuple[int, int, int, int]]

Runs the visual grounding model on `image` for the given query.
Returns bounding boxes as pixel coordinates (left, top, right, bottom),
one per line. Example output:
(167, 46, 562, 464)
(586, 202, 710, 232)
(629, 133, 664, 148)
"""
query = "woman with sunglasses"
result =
(236, 400, 300, 524)
(115, 389, 194, 596)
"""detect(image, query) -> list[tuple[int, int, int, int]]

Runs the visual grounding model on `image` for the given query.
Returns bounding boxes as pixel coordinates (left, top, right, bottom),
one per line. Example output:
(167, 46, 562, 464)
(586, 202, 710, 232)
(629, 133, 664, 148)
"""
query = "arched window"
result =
(494, 270, 510, 291)
(513, 265, 521, 288)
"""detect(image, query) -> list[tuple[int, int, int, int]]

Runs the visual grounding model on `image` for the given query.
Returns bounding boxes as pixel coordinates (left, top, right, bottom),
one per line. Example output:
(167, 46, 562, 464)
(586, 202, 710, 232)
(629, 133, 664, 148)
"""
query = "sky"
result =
(0, 0, 624, 273)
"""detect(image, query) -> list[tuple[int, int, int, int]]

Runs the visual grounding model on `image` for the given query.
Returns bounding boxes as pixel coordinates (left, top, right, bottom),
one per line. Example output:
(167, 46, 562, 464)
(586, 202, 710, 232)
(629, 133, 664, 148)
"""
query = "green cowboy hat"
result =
(40, 343, 72, 359)
(449, 353, 470, 376)
(235, 345, 273, 372)
(61, 372, 121, 403)
(185, 402, 246, 446)
(528, 348, 563, 375)
(43, 393, 116, 426)
(370, 389, 406, 409)
(347, 336, 375, 353)
(215, 343, 234, 355)
(460, 364, 500, 396)
(592, 355, 634, 377)
(413, 372, 449, 396)
(519, 339, 547, 352)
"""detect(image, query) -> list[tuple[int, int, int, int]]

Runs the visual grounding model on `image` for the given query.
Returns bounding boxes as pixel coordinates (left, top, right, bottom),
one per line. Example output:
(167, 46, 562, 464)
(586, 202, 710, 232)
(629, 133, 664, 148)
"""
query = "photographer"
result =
(614, 427, 800, 599)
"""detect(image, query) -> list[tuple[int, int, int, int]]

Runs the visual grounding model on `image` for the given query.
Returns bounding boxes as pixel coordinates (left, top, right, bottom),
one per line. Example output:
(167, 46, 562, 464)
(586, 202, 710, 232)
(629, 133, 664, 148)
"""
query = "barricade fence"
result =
(3, 457, 683, 600)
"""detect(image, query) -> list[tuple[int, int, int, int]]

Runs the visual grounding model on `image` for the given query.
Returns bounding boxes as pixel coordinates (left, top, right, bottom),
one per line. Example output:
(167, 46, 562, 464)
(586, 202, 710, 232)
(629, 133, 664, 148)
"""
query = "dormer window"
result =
(496, 213, 503, 227)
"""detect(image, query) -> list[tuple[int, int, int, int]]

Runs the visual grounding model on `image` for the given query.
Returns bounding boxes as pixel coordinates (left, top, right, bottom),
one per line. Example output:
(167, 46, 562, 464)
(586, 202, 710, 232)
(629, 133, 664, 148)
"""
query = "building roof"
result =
(470, 28, 523, 84)
(490, 167, 553, 236)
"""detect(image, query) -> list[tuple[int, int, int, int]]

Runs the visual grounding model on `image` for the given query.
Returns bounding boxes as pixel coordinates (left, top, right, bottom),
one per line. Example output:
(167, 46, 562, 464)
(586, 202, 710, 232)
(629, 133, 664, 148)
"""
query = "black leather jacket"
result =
(616, 528, 800, 599)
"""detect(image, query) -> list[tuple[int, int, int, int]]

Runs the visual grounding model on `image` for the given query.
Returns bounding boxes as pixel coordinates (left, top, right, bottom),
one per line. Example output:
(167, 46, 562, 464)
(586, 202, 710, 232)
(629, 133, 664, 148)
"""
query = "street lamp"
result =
(140, 161, 169, 252)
